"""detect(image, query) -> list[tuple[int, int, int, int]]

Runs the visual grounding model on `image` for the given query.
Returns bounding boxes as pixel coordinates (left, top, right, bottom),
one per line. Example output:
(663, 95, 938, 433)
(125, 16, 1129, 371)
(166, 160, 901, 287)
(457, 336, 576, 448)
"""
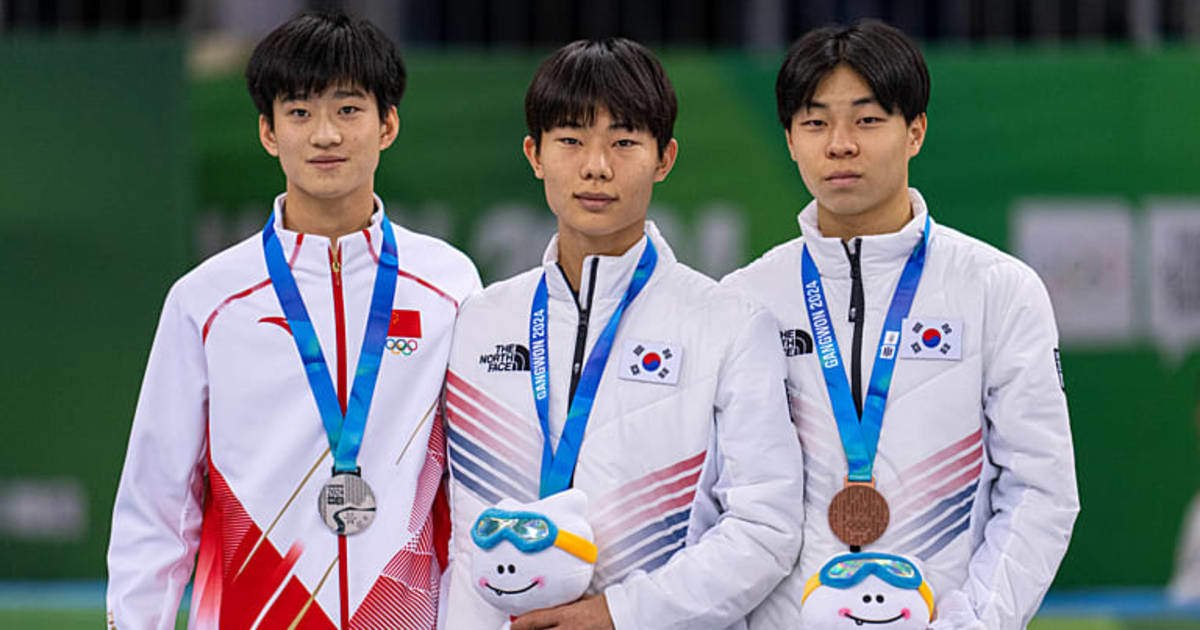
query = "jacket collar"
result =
(540, 220, 676, 306)
(797, 188, 932, 279)
(270, 192, 393, 276)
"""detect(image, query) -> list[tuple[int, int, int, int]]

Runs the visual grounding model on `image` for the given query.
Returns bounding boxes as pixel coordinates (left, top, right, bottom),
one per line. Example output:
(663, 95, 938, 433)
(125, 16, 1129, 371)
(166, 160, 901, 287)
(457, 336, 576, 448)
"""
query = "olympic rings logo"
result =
(386, 337, 419, 356)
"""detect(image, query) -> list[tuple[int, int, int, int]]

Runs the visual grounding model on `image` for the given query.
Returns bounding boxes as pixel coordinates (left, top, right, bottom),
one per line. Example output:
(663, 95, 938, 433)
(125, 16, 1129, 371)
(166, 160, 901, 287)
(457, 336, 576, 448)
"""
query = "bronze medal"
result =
(828, 482, 889, 547)
(318, 472, 377, 535)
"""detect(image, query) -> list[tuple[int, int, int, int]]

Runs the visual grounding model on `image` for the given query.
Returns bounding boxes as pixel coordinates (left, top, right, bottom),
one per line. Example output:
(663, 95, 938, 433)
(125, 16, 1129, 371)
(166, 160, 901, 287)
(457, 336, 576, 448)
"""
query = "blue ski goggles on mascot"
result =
(472, 507, 597, 564)
(803, 552, 934, 613)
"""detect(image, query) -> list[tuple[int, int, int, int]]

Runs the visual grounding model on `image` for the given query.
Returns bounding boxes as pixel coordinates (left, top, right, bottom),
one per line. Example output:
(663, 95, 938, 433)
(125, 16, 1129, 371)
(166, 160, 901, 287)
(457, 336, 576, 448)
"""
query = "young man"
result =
(440, 39, 804, 629)
(106, 11, 480, 630)
(722, 20, 1079, 629)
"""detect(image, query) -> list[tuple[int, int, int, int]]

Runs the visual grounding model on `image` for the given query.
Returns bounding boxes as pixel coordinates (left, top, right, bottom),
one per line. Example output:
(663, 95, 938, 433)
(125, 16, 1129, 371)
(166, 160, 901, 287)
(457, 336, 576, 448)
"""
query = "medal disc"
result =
(828, 483, 889, 547)
(318, 472, 377, 535)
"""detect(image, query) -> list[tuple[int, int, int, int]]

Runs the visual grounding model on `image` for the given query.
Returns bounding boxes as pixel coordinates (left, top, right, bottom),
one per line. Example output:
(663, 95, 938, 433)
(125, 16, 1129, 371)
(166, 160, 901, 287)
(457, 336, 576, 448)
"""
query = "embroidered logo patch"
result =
(480, 344, 530, 372)
(386, 309, 421, 356)
(780, 329, 814, 357)
(620, 339, 681, 385)
(259, 316, 292, 334)
(899, 317, 963, 360)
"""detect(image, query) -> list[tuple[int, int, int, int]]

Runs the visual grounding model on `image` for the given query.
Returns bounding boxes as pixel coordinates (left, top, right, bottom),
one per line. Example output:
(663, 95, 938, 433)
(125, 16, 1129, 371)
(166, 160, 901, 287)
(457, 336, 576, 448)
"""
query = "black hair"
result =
(776, 19, 930, 128)
(525, 38, 677, 157)
(245, 10, 406, 128)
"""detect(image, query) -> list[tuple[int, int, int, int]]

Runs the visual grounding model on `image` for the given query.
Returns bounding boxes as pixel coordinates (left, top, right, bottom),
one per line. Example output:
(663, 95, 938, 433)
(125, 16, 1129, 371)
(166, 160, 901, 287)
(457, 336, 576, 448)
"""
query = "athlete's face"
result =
(785, 64, 926, 221)
(259, 84, 398, 208)
(523, 106, 677, 250)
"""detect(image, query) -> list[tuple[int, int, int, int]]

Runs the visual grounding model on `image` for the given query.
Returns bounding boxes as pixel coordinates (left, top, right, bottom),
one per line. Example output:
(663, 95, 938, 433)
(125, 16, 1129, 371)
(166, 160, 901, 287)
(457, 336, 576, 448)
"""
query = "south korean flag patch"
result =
(620, 339, 681, 385)
(899, 317, 963, 360)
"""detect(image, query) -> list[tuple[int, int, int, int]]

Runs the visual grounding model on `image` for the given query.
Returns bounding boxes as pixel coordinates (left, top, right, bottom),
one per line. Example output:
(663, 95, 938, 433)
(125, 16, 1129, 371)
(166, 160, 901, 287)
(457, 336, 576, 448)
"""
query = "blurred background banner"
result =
(3, 0, 1200, 627)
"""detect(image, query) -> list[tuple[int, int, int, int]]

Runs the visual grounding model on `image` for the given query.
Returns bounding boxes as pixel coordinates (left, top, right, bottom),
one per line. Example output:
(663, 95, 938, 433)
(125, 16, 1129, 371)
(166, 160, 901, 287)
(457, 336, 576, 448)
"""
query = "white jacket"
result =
(722, 189, 1079, 630)
(441, 223, 805, 630)
(106, 195, 480, 630)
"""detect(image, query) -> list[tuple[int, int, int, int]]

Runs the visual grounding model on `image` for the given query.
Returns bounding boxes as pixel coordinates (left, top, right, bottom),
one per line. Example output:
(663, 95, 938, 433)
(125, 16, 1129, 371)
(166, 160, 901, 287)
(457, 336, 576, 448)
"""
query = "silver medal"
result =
(318, 472, 377, 535)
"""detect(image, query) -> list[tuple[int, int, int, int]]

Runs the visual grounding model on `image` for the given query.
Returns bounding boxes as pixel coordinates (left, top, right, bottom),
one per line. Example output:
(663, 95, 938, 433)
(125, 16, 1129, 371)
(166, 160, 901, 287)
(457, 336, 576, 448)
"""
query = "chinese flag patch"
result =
(388, 309, 422, 338)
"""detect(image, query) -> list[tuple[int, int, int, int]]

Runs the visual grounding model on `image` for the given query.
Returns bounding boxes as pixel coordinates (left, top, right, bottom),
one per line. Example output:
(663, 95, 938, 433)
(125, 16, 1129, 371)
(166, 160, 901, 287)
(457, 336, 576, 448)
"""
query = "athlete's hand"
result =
(510, 594, 614, 630)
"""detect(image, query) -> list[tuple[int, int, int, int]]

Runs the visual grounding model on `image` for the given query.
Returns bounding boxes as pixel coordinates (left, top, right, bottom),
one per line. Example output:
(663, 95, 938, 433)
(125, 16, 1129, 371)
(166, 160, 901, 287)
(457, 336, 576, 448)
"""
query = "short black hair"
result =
(245, 10, 406, 128)
(776, 19, 929, 128)
(525, 38, 677, 156)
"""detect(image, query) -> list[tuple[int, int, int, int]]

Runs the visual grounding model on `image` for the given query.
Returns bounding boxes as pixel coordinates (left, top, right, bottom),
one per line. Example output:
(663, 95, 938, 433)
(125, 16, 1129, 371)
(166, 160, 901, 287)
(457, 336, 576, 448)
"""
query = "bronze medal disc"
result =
(828, 484, 889, 547)
(318, 472, 377, 536)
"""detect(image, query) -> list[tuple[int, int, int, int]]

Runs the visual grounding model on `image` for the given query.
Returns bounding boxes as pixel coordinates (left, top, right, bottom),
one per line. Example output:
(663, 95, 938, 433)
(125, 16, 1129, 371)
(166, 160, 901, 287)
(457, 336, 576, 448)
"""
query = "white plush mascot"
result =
(800, 552, 935, 629)
(470, 488, 597, 628)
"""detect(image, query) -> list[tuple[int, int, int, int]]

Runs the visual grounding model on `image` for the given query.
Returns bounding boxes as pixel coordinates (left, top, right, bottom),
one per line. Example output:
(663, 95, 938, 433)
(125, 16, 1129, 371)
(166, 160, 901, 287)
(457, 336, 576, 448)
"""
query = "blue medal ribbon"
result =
(529, 238, 658, 498)
(800, 214, 931, 483)
(262, 210, 399, 473)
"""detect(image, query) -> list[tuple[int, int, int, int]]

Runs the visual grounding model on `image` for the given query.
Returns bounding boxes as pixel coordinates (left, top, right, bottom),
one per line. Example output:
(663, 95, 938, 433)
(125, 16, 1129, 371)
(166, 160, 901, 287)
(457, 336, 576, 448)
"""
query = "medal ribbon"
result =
(263, 211, 399, 473)
(800, 214, 930, 483)
(530, 238, 658, 498)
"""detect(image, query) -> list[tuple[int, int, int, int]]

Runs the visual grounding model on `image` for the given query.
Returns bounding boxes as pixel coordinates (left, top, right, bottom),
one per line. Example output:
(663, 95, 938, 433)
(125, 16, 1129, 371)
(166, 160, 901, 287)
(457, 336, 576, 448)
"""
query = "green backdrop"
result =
(0, 36, 189, 581)
(3, 39, 1199, 594)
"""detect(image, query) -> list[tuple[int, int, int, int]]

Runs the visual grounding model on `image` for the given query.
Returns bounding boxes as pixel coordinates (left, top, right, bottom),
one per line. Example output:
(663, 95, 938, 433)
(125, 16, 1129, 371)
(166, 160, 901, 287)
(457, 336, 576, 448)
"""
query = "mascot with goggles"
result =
(469, 489, 598, 628)
(800, 552, 935, 629)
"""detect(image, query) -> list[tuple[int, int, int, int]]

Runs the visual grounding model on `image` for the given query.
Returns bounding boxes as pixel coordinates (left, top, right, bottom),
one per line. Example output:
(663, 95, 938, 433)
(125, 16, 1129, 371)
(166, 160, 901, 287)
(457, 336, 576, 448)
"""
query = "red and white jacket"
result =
(106, 194, 480, 630)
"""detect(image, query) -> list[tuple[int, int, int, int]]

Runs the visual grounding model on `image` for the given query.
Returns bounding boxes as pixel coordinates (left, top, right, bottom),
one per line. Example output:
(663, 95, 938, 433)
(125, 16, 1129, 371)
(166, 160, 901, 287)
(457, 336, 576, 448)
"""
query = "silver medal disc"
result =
(318, 472, 377, 535)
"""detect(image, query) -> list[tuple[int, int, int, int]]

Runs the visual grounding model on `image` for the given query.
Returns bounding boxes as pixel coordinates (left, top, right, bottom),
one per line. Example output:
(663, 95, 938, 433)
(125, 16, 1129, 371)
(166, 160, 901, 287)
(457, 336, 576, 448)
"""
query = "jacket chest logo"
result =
(620, 339, 682, 385)
(780, 329, 814, 357)
(480, 343, 530, 372)
(257, 309, 423, 358)
(899, 317, 963, 360)
(386, 309, 422, 357)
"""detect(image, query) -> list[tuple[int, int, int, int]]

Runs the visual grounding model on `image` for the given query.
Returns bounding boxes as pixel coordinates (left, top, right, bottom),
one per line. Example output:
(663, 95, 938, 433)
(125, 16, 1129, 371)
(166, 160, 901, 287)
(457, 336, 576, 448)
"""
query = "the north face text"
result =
(480, 344, 530, 372)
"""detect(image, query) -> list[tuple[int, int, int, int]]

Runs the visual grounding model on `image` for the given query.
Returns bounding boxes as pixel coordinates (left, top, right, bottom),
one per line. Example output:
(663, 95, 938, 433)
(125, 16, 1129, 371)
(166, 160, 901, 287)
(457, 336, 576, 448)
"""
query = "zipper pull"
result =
(573, 320, 587, 376)
(330, 245, 341, 273)
(848, 238, 862, 323)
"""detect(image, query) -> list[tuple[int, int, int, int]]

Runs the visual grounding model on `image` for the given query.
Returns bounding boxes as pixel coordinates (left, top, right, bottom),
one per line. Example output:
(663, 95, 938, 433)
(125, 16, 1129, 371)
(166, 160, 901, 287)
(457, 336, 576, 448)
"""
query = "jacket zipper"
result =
(328, 243, 351, 630)
(844, 238, 865, 419)
(560, 258, 599, 407)
(329, 245, 348, 414)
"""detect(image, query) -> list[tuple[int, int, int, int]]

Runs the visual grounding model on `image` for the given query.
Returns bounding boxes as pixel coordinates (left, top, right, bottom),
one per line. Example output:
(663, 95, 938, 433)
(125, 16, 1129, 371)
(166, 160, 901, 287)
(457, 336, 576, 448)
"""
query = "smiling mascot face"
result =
(799, 553, 934, 629)
(470, 489, 596, 617)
